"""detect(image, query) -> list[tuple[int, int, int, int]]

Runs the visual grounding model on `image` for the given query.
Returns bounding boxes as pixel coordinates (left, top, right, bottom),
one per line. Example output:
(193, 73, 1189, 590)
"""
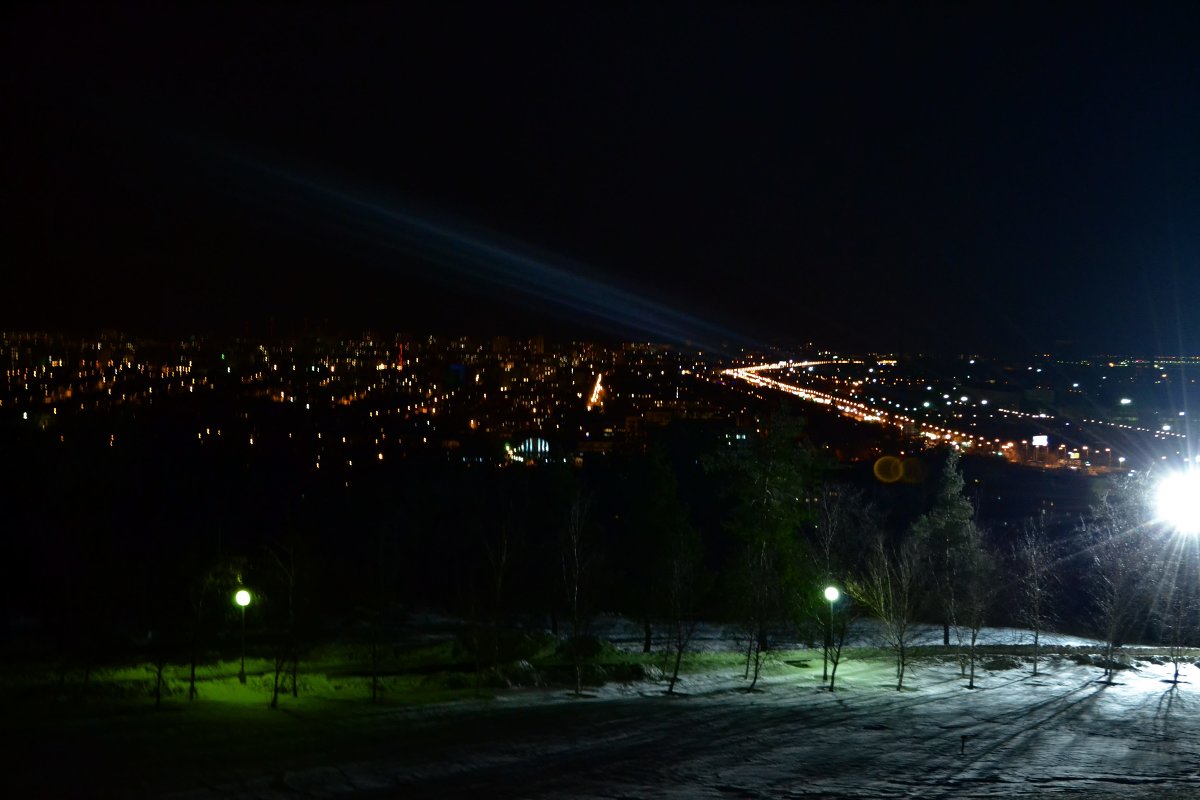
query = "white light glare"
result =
(1156, 471, 1200, 535)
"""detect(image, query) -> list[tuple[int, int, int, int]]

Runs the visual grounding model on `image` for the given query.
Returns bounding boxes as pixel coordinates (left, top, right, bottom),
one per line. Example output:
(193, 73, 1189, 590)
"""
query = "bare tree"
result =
(949, 526, 996, 690)
(705, 413, 816, 692)
(739, 539, 786, 691)
(183, 556, 241, 702)
(810, 485, 872, 689)
(561, 489, 597, 696)
(186, 568, 216, 702)
(1158, 581, 1198, 685)
(1081, 477, 1153, 683)
(616, 451, 688, 655)
(465, 506, 517, 698)
(825, 593, 854, 692)
(664, 521, 704, 694)
(1013, 513, 1057, 676)
(265, 542, 298, 709)
(1150, 539, 1200, 684)
(850, 536, 922, 691)
(369, 525, 393, 704)
(812, 485, 872, 580)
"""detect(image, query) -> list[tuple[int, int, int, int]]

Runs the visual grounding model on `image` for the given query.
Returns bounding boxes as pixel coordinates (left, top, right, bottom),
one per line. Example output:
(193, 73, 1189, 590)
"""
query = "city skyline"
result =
(7, 326, 1198, 474)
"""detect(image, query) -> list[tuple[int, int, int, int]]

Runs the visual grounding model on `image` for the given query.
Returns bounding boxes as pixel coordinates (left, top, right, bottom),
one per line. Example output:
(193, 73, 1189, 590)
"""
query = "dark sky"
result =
(5, 2, 1200, 355)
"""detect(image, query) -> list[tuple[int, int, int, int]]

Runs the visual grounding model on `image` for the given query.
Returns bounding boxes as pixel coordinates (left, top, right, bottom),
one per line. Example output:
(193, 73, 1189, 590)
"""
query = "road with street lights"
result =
(723, 359, 1190, 472)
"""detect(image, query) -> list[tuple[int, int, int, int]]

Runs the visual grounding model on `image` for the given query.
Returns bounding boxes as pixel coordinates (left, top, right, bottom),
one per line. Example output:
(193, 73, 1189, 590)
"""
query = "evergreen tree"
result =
(910, 449, 978, 647)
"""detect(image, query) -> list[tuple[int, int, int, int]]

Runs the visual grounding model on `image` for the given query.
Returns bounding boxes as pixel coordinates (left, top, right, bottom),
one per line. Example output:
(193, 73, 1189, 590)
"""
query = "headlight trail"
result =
(726, 361, 1014, 450)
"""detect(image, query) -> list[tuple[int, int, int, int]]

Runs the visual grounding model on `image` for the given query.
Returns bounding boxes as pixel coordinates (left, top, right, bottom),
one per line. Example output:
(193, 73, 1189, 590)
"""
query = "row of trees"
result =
(704, 414, 1198, 693)
(14, 405, 1198, 703)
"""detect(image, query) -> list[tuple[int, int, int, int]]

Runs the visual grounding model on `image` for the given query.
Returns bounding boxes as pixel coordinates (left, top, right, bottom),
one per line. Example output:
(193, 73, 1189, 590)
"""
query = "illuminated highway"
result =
(722, 360, 1190, 470)
(723, 360, 994, 450)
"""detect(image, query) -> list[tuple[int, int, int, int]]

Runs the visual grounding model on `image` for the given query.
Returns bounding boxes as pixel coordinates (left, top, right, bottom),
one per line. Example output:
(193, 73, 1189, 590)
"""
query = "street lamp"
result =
(823, 586, 840, 682)
(235, 588, 252, 684)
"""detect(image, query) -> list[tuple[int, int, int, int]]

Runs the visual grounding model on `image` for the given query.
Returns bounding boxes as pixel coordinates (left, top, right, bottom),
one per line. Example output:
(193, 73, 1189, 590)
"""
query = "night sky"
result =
(5, 3, 1200, 355)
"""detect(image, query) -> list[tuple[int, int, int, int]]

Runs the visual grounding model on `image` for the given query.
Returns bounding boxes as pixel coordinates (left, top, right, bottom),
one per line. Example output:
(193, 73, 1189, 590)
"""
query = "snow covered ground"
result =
(592, 615, 1107, 653)
(11, 623, 1200, 798)
(395, 653, 1200, 799)
(153, 634, 1200, 798)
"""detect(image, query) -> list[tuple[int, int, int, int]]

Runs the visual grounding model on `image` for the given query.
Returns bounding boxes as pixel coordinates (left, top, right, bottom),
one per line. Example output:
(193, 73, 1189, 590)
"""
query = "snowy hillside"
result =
(9, 620, 1199, 798)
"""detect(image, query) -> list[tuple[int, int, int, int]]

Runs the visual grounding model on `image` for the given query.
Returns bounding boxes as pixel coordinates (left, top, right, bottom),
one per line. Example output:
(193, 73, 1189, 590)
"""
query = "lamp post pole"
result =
(823, 586, 839, 682)
(235, 589, 252, 684)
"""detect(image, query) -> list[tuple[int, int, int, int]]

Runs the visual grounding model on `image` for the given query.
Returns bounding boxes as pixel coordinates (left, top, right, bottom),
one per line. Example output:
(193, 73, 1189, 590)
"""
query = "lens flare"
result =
(873, 455, 903, 483)
(1155, 471, 1200, 535)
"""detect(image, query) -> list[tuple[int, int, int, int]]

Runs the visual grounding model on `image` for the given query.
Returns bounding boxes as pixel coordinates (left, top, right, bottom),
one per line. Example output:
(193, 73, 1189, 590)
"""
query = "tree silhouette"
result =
(850, 535, 922, 691)
(1080, 474, 1153, 682)
(911, 450, 977, 648)
(706, 412, 817, 690)
(561, 488, 599, 696)
(1012, 512, 1058, 676)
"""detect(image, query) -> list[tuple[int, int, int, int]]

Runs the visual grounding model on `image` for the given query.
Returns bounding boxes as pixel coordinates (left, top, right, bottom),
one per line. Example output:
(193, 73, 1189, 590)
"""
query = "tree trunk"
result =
(943, 622, 950, 647)
(472, 618, 484, 698)
(642, 617, 652, 654)
(270, 650, 285, 709)
(828, 637, 839, 691)
(370, 637, 380, 704)
(668, 644, 684, 694)
(154, 658, 165, 709)
(967, 630, 978, 689)
(828, 617, 846, 692)
(189, 642, 198, 702)
(1032, 627, 1040, 676)
(747, 641, 764, 691)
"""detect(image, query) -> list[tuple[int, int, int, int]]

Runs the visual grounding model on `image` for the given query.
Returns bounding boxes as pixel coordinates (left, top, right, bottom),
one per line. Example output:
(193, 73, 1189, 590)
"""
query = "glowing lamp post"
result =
(823, 586, 840, 682)
(235, 589, 252, 684)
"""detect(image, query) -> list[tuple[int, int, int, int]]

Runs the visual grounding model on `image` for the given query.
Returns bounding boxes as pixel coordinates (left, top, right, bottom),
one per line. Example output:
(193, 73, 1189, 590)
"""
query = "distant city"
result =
(5, 329, 1199, 476)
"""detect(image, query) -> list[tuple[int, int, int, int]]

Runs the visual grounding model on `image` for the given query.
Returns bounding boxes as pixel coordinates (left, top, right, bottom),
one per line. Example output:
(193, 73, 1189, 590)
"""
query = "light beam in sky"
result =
(233, 157, 757, 354)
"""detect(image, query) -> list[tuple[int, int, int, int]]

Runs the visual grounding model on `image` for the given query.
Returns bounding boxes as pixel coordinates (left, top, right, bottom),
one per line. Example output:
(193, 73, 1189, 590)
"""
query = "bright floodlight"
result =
(824, 586, 840, 602)
(1156, 471, 1200, 535)
(235, 589, 252, 607)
